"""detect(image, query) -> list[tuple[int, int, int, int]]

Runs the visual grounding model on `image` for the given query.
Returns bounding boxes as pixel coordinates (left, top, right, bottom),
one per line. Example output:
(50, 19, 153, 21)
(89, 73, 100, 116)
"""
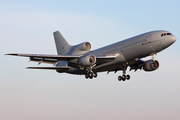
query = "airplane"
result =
(6, 30, 176, 81)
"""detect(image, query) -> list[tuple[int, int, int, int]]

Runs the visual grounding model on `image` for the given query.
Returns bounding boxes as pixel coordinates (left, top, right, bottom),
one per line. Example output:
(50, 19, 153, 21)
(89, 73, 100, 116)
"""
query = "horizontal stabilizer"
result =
(26, 66, 71, 70)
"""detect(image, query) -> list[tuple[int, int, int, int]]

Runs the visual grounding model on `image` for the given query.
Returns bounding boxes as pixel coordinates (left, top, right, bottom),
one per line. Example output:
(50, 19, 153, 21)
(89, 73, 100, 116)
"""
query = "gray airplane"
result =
(6, 30, 176, 81)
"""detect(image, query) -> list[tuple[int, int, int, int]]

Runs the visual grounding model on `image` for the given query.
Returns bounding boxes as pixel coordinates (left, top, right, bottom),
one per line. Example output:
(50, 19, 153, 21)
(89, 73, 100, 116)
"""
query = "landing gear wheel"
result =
(118, 76, 122, 81)
(122, 75, 126, 81)
(126, 75, 130, 80)
(88, 72, 93, 79)
(85, 74, 89, 79)
(93, 73, 98, 78)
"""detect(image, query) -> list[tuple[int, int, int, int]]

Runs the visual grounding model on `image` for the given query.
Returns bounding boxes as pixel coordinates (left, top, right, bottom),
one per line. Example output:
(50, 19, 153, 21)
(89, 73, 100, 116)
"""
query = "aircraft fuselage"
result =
(66, 30, 176, 74)
(6, 30, 176, 80)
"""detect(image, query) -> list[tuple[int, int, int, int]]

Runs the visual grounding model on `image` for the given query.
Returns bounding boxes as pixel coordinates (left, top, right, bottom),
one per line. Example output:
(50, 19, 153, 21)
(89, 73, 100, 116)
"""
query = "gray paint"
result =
(6, 30, 176, 77)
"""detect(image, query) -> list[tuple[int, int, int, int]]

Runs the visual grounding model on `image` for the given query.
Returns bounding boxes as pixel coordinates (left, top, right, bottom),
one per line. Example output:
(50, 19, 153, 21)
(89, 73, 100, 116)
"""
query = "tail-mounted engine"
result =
(79, 55, 96, 66)
(69, 42, 92, 55)
(74, 42, 91, 51)
(143, 60, 159, 71)
(81, 42, 91, 51)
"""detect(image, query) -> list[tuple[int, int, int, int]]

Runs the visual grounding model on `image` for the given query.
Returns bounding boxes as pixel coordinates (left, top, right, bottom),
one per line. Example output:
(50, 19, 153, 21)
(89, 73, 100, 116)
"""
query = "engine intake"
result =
(69, 42, 92, 55)
(143, 60, 159, 71)
(84, 42, 91, 51)
(75, 42, 91, 51)
(79, 55, 96, 66)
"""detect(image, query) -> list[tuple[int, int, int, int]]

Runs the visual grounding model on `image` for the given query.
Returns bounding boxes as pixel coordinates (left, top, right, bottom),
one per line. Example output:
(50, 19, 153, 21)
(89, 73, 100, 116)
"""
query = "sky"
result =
(1, 0, 180, 120)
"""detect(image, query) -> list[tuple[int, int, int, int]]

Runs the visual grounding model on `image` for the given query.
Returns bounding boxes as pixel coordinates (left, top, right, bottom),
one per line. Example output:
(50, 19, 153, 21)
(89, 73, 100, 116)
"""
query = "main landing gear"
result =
(118, 75, 130, 81)
(85, 72, 97, 79)
(85, 65, 97, 79)
(118, 65, 131, 81)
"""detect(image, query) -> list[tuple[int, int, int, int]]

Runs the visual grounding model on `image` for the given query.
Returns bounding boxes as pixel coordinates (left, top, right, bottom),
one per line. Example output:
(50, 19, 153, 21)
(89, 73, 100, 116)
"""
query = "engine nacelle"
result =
(79, 55, 96, 66)
(143, 60, 159, 71)
(75, 42, 91, 51)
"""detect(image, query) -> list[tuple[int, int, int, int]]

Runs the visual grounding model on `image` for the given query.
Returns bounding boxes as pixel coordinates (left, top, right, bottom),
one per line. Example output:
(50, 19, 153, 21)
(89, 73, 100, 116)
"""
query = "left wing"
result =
(6, 53, 117, 65)
(26, 66, 71, 70)
(6, 53, 80, 60)
(6, 53, 146, 72)
(6, 53, 81, 64)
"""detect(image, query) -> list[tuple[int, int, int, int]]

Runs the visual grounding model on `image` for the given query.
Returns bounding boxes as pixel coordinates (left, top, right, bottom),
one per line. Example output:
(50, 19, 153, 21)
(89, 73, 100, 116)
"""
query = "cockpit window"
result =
(161, 33, 172, 37)
(167, 33, 172, 35)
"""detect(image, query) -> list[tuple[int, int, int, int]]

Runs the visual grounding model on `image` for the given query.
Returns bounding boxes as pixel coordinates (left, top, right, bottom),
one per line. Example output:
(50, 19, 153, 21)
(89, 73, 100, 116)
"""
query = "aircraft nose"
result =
(171, 36, 176, 43)
(168, 35, 176, 46)
(160, 35, 176, 50)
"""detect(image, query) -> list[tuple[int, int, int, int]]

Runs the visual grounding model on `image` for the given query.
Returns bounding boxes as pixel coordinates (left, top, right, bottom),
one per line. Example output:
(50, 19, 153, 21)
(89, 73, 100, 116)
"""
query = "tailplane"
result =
(53, 31, 71, 55)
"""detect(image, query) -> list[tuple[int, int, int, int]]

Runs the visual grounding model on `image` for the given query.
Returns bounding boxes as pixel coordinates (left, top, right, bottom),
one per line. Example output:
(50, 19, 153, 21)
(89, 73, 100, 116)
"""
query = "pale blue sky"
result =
(1, 0, 180, 120)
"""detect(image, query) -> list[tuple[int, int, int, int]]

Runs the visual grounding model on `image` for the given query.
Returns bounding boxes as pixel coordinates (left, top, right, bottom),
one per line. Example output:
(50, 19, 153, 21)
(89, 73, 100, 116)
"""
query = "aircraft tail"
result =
(53, 31, 71, 55)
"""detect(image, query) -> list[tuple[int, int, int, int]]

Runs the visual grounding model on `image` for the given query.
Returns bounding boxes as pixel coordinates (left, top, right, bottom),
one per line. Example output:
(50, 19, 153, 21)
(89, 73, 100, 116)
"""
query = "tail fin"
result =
(53, 31, 71, 55)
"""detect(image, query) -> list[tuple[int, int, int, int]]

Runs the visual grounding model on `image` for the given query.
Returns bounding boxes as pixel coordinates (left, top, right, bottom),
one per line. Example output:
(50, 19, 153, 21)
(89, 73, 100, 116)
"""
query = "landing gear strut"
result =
(118, 65, 131, 81)
(85, 64, 97, 79)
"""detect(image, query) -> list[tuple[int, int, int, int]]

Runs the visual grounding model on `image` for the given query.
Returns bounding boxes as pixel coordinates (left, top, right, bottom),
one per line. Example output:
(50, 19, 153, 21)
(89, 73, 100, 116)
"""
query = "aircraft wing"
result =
(6, 53, 116, 65)
(6, 53, 81, 65)
(6, 53, 145, 72)
(26, 66, 71, 70)
(6, 53, 80, 60)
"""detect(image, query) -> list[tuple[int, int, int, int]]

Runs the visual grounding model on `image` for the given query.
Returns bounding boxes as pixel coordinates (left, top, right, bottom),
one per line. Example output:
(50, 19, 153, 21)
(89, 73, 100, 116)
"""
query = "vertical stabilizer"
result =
(53, 31, 71, 55)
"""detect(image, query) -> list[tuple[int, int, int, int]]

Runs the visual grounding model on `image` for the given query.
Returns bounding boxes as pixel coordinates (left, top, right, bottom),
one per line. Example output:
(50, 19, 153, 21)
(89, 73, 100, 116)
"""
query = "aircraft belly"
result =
(93, 62, 122, 72)
(65, 67, 86, 75)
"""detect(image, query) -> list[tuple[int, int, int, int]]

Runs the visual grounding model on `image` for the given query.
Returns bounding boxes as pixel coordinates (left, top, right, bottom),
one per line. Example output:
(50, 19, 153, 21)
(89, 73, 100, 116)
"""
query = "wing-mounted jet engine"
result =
(79, 55, 96, 66)
(143, 60, 159, 71)
(78, 54, 97, 79)
(123, 59, 159, 81)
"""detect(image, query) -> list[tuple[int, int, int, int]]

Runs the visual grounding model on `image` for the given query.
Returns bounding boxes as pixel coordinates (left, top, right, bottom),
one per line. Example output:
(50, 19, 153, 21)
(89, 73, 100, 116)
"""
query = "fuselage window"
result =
(164, 33, 166, 36)
(161, 34, 163, 37)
